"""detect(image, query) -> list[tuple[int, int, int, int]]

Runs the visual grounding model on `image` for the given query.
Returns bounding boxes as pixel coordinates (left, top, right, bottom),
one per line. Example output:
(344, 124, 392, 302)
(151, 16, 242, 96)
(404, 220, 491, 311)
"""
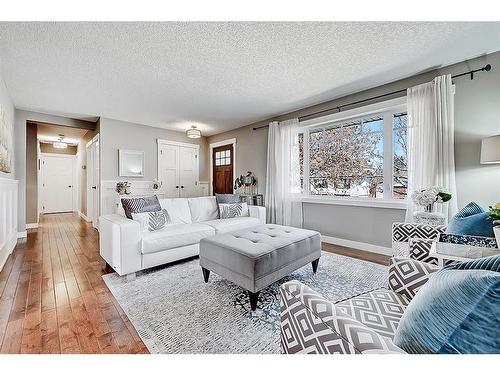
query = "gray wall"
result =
(14, 109, 96, 231)
(0, 68, 15, 179)
(99, 117, 209, 181)
(25, 122, 37, 224)
(207, 51, 500, 249)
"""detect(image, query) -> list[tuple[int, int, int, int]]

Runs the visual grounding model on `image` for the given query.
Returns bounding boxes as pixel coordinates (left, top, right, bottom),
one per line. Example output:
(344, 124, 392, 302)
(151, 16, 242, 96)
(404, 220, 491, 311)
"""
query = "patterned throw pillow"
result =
(121, 196, 161, 219)
(445, 202, 495, 237)
(132, 209, 171, 232)
(215, 193, 241, 204)
(218, 203, 249, 219)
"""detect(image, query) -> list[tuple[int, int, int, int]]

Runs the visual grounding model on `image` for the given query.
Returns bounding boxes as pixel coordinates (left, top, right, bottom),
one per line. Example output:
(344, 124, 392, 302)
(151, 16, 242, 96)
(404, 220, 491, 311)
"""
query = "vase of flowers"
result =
(115, 181, 131, 195)
(488, 203, 500, 248)
(412, 186, 452, 211)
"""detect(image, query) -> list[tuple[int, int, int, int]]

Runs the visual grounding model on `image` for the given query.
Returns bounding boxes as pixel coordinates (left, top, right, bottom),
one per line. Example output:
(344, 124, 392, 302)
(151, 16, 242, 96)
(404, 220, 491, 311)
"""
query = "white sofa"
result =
(99, 196, 266, 276)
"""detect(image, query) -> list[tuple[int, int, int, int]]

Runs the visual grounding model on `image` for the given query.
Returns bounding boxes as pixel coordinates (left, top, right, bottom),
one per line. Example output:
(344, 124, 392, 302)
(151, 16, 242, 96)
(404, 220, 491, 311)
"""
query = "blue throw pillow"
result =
(446, 202, 495, 237)
(393, 254, 500, 353)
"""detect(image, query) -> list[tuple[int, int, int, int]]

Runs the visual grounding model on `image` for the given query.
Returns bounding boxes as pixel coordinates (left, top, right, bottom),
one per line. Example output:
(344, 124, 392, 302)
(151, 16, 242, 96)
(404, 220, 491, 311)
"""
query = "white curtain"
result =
(265, 118, 303, 227)
(406, 74, 458, 222)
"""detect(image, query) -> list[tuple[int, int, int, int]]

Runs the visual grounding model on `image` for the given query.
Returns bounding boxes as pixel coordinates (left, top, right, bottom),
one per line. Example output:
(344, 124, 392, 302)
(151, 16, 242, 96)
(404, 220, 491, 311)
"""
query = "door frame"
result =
(209, 138, 236, 196)
(39, 152, 78, 214)
(87, 134, 100, 229)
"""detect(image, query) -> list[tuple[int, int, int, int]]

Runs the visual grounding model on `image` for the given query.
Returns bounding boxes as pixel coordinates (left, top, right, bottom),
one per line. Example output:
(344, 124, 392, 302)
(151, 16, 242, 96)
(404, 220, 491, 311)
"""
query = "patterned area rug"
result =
(103, 251, 387, 354)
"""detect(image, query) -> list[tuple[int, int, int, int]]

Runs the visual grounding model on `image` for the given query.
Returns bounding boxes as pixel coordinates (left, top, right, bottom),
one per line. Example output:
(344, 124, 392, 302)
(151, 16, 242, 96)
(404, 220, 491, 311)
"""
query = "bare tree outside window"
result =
(307, 117, 384, 197)
(392, 113, 408, 199)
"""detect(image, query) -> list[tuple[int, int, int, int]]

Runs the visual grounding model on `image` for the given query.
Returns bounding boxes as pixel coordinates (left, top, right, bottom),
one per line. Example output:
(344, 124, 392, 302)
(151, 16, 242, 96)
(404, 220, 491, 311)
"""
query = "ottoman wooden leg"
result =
(202, 268, 210, 283)
(248, 291, 260, 311)
(312, 258, 320, 273)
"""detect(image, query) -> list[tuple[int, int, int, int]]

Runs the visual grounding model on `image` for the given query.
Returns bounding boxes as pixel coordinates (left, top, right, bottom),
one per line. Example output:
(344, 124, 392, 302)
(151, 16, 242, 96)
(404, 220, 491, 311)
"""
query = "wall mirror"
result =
(118, 149, 145, 177)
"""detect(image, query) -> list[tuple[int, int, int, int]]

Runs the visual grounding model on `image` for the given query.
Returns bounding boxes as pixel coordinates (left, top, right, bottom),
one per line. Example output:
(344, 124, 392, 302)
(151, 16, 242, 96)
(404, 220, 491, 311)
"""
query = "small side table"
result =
(430, 241, 500, 267)
(413, 211, 446, 226)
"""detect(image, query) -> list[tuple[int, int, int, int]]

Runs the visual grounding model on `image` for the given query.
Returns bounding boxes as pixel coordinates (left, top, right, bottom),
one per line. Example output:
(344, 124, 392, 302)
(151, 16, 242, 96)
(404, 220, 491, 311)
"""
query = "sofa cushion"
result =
(202, 216, 261, 234)
(159, 198, 192, 224)
(393, 254, 500, 353)
(188, 196, 219, 222)
(141, 223, 215, 254)
(445, 202, 495, 237)
(121, 196, 161, 219)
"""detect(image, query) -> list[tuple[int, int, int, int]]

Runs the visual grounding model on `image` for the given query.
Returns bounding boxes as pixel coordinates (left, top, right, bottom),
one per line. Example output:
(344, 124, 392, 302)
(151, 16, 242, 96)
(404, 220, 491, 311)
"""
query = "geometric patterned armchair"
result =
(280, 257, 438, 354)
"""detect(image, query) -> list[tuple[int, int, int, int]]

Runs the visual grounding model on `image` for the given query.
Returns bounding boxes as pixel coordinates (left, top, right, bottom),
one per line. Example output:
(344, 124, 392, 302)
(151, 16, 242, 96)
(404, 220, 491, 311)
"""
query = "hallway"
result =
(0, 213, 148, 354)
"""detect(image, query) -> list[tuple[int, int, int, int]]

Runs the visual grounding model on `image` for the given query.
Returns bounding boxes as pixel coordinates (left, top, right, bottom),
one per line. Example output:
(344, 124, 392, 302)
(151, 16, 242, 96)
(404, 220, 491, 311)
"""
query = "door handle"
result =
(68, 185, 72, 188)
(92, 186, 97, 189)
(181, 186, 184, 189)
(175, 186, 179, 189)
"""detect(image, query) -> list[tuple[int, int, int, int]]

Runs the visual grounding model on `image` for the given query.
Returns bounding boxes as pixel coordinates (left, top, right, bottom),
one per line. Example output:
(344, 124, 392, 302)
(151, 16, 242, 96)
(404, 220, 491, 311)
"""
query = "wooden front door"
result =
(212, 144, 233, 194)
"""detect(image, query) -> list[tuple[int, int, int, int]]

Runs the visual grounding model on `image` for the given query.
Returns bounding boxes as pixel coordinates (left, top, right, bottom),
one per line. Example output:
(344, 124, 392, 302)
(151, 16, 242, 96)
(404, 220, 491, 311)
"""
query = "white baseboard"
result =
(17, 231, 27, 239)
(322, 235, 393, 256)
(0, 231, 17, 272)
(78, 211, 91, 222)
(26, 222, 38, 229)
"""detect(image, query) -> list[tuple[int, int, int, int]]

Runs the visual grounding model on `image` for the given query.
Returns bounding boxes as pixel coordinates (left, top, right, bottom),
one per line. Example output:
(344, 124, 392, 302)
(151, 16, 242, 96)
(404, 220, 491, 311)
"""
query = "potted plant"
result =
(488, 203, 500, 248)
(115, 181, 131, 195)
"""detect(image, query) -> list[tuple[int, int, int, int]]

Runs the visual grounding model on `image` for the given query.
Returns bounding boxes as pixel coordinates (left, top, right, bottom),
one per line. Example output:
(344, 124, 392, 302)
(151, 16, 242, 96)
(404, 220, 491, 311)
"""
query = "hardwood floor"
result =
(0, 213, 148, 354)
(0, 212, 389, 354)
(322, 242, 391, 266)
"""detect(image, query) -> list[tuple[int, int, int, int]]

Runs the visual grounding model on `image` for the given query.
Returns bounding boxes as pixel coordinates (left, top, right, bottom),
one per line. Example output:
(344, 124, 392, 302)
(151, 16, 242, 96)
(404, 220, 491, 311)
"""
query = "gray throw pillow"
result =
(215, 193, 241, 204)
(121, 196, 161, 219)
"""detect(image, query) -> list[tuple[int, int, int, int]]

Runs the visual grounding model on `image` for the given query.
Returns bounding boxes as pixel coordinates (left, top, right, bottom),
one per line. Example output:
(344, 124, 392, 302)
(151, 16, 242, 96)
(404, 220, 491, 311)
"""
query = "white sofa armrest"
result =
(249, 205, 266, 224)
(99, 214, 142, 276)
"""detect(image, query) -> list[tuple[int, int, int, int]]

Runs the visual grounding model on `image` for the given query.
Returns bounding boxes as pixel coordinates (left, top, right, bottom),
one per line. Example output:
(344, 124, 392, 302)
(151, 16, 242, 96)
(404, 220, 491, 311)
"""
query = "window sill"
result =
(302, 196, 407, 210)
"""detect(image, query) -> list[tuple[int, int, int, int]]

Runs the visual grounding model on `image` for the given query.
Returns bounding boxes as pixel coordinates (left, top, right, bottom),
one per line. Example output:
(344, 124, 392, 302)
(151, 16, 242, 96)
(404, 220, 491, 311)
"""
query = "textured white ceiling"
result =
(1, 22, 499, 136)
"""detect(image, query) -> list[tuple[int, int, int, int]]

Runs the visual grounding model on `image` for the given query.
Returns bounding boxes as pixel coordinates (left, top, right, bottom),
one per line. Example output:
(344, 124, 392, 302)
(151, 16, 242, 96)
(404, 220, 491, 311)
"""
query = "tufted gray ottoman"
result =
(199, 224, 321, 310)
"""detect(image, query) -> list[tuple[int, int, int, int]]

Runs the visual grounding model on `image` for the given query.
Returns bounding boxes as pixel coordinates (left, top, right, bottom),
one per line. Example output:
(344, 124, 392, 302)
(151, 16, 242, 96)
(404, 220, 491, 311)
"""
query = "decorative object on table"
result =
(411, 186, 451, 225)
(234, 171, 257, 195)
(0, 104, 13, 173)
(118, 149, 145, 177)
(115, 181, 131, 195)
(240, 194, 264, 206)
(152, 179, 162, 192)
(488, 203, 500, 248)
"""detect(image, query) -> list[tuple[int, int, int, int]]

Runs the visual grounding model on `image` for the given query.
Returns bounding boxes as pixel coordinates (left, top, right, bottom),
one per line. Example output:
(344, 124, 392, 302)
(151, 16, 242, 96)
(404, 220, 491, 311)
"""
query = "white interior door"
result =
(41, 155, 74, 213)
(158, 144, 180, 198)
(179, 146, 199, 198)
(86, 142, 94, 224)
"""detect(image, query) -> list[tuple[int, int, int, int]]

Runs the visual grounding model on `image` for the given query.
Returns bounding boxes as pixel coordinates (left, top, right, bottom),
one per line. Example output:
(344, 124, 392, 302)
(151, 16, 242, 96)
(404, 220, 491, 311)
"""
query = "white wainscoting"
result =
(0, 178, 18, 272)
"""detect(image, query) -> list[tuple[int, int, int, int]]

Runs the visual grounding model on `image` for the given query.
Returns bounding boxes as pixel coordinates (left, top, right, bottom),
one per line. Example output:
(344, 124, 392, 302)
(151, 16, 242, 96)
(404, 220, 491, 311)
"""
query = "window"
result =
(297, 102, 408, 200)
(215, 149, 231, 166)
(392, 113, 408, 199)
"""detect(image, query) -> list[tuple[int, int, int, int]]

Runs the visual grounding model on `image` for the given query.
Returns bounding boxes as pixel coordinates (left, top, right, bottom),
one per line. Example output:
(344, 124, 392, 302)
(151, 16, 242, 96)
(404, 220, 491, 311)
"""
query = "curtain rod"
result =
(253, 64, 492, 130)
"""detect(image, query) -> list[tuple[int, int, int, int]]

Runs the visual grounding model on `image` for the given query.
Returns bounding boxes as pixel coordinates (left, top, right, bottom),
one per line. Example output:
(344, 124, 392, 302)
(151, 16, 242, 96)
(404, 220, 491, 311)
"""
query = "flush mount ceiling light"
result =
(186, 126, 201, 139)
(53, 134, 68, 149)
